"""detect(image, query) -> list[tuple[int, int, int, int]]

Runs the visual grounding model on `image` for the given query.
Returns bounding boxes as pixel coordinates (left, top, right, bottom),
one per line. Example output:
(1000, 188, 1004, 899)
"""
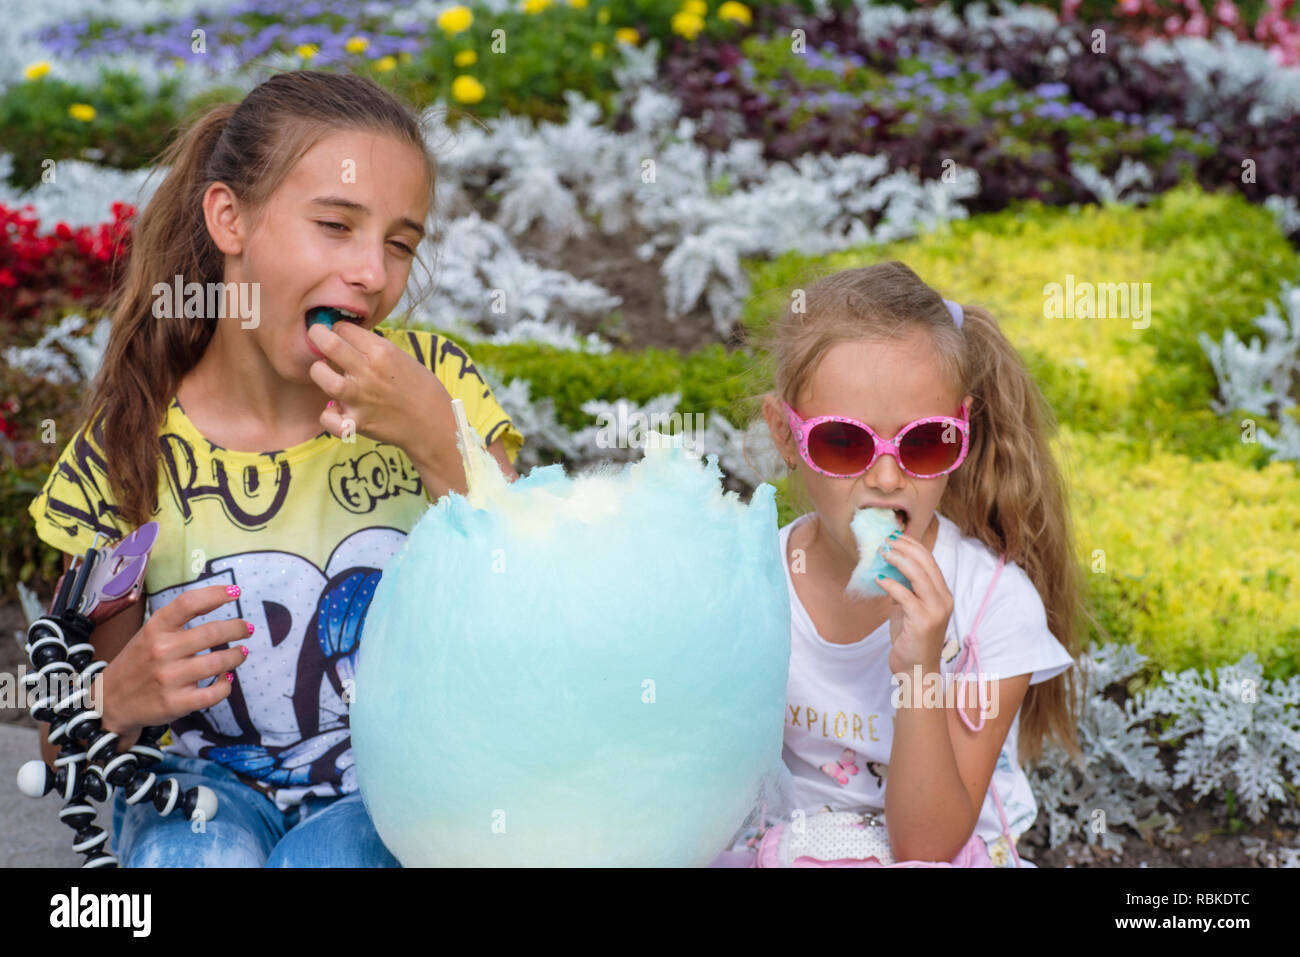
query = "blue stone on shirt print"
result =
(312, 567, 381, 710)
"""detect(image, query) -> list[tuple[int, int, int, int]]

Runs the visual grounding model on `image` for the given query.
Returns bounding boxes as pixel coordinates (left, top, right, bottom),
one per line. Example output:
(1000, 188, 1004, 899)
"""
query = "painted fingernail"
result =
(225, 672, 234, 683)
(246, 622, 255, 636)
(326, 400, 335, 409)
(240, 645, 249, 657)
(880, 542, 892, 553)
(876, 572, 885, 580)
(226, 585, 241, 598)
(888, 530, 901, 540)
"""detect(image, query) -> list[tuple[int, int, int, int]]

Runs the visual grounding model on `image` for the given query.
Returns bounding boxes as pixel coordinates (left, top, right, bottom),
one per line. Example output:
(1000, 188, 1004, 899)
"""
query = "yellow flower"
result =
(670, 10, 705, 39)
(682, 0, 708, 15)
(345, 36, 370, 54)
(614, 27, 639, 45)
(522, 0, 552, 12)
(296, 44, 318, 59)
(596, 7, 610, 23)
(23, 61, 50, 81)
(568, 0, 589, 7)
(173, 58, 185, 70)
(437, 5, 474, 33)
(374, 55, 397, 72)
(717, 1, 752, 25)
(590, 41, 605, 59)
(454, 49, 478, 66)
(68, 103, 96, 122)
(451, 74, 486, 104)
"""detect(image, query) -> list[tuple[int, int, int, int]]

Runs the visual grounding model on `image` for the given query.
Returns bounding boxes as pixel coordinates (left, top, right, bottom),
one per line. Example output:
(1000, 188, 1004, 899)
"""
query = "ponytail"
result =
(78, 103, 235, 528)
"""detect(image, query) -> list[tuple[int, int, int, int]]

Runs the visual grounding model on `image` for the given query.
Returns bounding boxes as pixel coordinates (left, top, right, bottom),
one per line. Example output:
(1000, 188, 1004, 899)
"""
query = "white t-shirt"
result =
(780, 511, 1074, 859)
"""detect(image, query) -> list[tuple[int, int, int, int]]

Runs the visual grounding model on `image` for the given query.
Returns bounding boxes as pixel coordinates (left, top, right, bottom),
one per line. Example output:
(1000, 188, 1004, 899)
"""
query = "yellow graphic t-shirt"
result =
(27, 327, 523, 811)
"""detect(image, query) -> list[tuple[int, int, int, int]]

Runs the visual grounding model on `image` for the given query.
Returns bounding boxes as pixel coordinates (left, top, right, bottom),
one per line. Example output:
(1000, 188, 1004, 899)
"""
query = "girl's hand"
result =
(98, 584, 251, 735)
(307, 321, 454, 457)
(874, 534, 954, 676)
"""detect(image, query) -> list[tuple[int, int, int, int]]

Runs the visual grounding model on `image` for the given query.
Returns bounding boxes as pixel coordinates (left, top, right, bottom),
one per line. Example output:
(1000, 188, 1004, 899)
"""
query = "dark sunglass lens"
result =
(900, 422, 961, 475)
(808, 421, 874, 475)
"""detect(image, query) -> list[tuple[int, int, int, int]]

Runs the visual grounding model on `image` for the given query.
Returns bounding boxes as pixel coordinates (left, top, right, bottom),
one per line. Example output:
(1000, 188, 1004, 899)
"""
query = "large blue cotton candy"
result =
(351, 440, 791, 866)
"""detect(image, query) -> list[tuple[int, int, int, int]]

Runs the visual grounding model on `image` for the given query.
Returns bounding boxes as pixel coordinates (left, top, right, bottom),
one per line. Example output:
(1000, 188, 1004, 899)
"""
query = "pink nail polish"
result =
(240, 646, 249, 657)
(326, 400, 335, 409)
(226, 585, 241, 598)
(225, 672, 234, 683)
(246, 621, 255, 636)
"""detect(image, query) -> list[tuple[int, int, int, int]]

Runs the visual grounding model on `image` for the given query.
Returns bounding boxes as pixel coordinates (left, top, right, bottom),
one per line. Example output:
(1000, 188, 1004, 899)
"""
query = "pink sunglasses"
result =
(783, 399, 971, 479)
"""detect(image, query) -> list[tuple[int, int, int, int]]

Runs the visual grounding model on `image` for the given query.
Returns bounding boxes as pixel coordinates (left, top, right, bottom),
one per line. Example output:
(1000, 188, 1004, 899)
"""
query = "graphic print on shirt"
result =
(157, 399, 428, 524)
(150, 526, 406, 797)
(865, 761, 887, 788)
(820, 748, 860, 786)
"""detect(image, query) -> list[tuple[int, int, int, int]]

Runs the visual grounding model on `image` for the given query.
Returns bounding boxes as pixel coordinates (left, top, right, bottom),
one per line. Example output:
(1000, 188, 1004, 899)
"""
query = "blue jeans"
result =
(109, 752, 400, 868)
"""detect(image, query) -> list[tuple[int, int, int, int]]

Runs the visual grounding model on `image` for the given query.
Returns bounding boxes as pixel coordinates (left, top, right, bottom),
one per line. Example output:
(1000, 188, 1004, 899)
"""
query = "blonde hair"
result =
(744, 261, 1096, 767)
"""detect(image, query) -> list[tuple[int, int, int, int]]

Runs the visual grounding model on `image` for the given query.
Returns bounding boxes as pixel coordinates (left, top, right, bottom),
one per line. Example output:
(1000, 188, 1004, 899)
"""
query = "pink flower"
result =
(1165, 14, 1185, 32)
(1214, 0, 1239, 24)
(1063, 0, 1083, 16)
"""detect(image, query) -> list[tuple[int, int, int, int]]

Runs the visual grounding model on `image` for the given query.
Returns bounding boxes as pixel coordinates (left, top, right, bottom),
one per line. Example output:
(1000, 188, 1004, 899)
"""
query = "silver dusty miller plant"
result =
(1138, 653, 1300, 827)
(1025, 643, 1177, 854)
(1199, 280, 1300, 465)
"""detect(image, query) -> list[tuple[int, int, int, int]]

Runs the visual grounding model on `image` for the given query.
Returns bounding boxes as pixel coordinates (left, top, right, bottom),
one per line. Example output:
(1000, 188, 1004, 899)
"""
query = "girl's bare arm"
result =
(885, 671, 1031, 861)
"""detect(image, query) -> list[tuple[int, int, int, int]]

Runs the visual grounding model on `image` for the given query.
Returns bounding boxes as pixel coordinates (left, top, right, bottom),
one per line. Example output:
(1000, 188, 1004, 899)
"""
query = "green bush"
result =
(0, 69, 184, 188)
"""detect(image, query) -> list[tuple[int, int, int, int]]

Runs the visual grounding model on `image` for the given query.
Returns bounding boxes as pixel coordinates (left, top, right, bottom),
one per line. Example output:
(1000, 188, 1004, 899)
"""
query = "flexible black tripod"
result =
(14, 524, 218, 866)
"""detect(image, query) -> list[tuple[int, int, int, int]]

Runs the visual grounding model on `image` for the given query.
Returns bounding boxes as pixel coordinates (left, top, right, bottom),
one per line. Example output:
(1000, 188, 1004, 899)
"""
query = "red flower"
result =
(0, 268, 16, 288)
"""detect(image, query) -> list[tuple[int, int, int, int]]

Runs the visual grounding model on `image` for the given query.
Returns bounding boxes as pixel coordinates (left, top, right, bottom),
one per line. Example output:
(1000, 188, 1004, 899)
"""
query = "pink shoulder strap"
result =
(952, 553, 1023, 867)
(951, 553, 1007, 733)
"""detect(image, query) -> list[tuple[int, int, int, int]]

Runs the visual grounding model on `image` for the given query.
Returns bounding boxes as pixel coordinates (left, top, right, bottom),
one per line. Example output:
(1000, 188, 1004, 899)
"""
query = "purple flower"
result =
(715, 70, 731, 84)
(931, 60, 960, 80)
(1032, 82, 1069, 99)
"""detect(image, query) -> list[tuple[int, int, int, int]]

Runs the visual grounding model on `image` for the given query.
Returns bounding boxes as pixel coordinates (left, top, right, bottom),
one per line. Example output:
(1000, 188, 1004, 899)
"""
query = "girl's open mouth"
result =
(305, 306, 365, 330)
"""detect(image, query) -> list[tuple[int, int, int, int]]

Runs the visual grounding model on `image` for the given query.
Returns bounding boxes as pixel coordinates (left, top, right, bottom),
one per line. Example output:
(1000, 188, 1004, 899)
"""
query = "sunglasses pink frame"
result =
(782, 399, 972, 479)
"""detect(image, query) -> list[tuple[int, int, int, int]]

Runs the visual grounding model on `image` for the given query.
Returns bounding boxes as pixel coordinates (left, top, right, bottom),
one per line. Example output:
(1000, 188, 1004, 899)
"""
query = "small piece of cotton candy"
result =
(351, 430, 792, 866)
(845, 507, 911, 599)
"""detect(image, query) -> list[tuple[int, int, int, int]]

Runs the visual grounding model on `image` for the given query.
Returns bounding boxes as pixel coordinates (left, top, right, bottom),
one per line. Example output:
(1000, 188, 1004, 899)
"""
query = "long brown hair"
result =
(77, 70, 438, 528)
(745, 261, 1097, 768)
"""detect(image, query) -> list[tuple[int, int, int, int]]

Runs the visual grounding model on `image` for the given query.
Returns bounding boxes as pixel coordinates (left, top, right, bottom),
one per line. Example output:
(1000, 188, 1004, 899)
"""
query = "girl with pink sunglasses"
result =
(719, 261, 1093, 868)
